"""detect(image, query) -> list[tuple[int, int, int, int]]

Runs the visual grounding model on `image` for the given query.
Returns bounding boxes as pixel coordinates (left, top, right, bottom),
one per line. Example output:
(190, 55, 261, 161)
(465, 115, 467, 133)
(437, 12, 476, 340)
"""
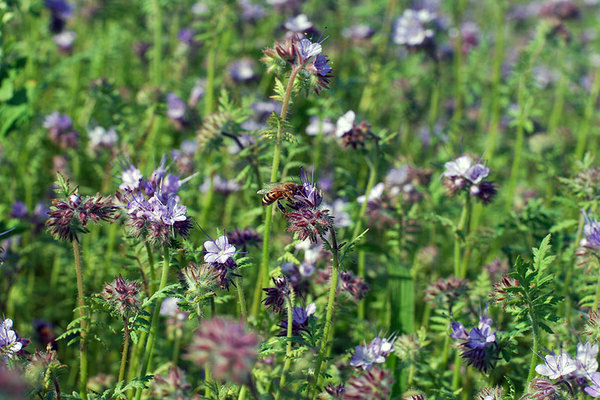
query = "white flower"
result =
(306, 116, 335, 136)
(576, 342, 599, 377)
(336, 110, 355, 137)
(357, 182, 385, 204)
(204, 236, 236, 264)
(88, 126, 118, 149)
(120, 165, 143, 191)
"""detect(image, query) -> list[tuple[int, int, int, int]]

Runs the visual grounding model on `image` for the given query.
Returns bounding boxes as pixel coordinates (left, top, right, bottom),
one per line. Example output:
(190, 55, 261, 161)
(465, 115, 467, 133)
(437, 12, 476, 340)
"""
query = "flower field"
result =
(2, 0, 600, 399)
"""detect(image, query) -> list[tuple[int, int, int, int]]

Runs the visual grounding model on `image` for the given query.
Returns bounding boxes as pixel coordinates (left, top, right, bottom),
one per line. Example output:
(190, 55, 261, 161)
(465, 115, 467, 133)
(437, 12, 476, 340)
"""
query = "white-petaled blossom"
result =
(576, 342, 599, 377)
(357, 182, 385, 204)
(204, 235, 236, 264)
(88, 126, 118, 149)
(393, 9, 435, 46)
(535, 352, 577, 380)
(443, 155, 489, 184)
(335, 110, 355, 137)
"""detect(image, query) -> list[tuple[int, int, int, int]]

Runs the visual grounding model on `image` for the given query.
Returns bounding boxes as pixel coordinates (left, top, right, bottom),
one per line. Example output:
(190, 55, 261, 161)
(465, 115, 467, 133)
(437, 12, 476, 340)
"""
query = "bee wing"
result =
(257, 182, 285, 194)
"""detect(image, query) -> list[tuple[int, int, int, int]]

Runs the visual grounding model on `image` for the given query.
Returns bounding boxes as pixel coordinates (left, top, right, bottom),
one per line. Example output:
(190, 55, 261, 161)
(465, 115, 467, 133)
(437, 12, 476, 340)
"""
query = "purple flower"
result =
(45, 0, 73, 19)
(88, 126, 118, 149)
(314, 55, 332, 76)
(167, 93, 187, 121)
(449, 321, 469, 340)
(305, 116, 335, 136)
(0, 319, 23, 360)
(10, 202, 28, 219)
(53, 30, 76, 52)
(239, 0, 265, 22)
(228, 59, 257, 83)
(450, 316, 499, 372)
(535, 352, 577, 380)
(350, 333, 396, 370)
(443, 155, 489, 184)
(468, 317, 496, 349)
(295, 38, 322, 61)
(204, 235, 236, 264)
(586, 372, 600, 398)
(262, 276, 291, 313)
(393, 9, 435, 46)
(342, 24, 375, 40)
(188, 81, 205, 107)
(284, 14, 313, 33)
(583, 209, 600, 249)
(177, 29, 195, 46)
(279, 303, 316, 336)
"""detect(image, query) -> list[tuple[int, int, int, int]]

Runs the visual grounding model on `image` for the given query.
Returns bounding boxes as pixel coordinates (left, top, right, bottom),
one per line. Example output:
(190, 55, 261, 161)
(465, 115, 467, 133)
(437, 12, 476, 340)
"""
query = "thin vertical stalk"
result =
(134, 244, 171, 400)
(276, 288, 295, 400)
(526, 311, 541, 384)
(451, 0, 467, 125)
(252, 66, 301, 318)
(118, 319, 130, 383)
(575, 67, 600, 160)
(151, 0, 162, 87)
(356, 156, 376, 319)
(310, 229, 340, 399)
(72, 242, 88, 400)
(451, 351, 462, 390)
(454, 192, 471, 277)
(563, 215, 583, 322)
(236, 277, 248, 320)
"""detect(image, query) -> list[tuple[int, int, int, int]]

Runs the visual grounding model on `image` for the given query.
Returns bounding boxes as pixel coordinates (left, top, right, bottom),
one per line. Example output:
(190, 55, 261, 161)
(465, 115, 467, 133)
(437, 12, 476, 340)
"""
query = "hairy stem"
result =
(72, 242, 88, 400)
(311, 229, 340, 398)
(276, 288, 295, 400)
(252, 66, 301, 318)
(118, 318, 130, 383)
(134, 244, 171, 400)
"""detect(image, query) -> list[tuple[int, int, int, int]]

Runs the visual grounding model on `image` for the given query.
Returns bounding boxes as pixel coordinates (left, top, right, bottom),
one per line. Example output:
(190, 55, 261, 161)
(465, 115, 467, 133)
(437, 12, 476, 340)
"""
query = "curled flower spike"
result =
(99, 275, 142, 318)
(343, 367, 394, 400)
(262, 276, 291, 314)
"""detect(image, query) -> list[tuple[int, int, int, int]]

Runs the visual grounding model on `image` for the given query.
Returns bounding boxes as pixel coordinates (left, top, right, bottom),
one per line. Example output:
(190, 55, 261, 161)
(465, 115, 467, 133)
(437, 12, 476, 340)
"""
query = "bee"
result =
(257, 182, 302, 212)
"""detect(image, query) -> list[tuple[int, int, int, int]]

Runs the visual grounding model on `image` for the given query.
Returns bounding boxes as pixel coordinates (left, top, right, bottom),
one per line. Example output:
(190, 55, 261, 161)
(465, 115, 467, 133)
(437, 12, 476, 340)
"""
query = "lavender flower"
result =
(88, 126, 118, 150)
(279, 303, 316, 336)
(442, 155, 496, 204)
(0, 319, 22, 361)
(188, 81, 205, 107)
(45, 0, 73, 33)
(296, 38, 322, 61)
(339, 271, 370, 301)
(167, 93, 187, 126)
(177, 29, 196, 47)
(43, 111, 78, 148)
(120, 165, 143, 192)
(575, 342, 599, 377)
(239, 0, 266, 22)
(535, 352, 578, 379)
(582, 209, 600, 249)
(342, 24, 375, 41)
(204, 235, 236, 264)
(284, 14, 313, 33)
(185, 317, 258, 385)
(10, 201, 28, 219)
(350, 333, 396, 370)
(335, 110, 379, 149)
(305, 116, 335, 136)
(449, 316, 499, 372)
(393, 9, 435, 46)
(586, 372, 600, 398)
(228, 59, 257, 83)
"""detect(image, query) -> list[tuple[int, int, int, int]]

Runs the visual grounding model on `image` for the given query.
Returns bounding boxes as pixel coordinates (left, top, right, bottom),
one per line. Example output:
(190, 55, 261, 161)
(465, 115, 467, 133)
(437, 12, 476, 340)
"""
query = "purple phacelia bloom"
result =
(43, 111, 73, 134)
(342, 24, 375, 40)
(393, 9, 435, 46)
(536, 351, 578, 380)
(295, 38, 322, 61)
(443, 155, 489, 184)
(0, 318, 23, 361)
(10, 202, 28, 219)
(582, 209, 600, 249)
(305, 116, 335, 136)
(239, 0, 265, 22)
(45, 0, 73, 19)
(450, 316, 499, 373)
(279, 303, 316, 336)
(204, 235, 236, 265)
(314, 55, 332, 76)
(166, 93, 187, 121)
(228, 59, 257, 83)
(586, 372, 600, 398)
(284, 14, 313, 33)
(88, 126, 118, 150)
(188, 81, 205, 107)
(293, 168, 323, 209)
(177, 28, 195, 46)
(350, 333, 396, 370)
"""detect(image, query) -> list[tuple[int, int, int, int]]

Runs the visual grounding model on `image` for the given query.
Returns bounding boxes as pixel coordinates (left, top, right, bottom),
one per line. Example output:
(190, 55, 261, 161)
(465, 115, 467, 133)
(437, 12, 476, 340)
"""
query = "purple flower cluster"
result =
(201, 235, 239, 290)
(43, 111, 79, 148)
(279, 303, 316, 337)
(449, 316, 499, 372)
(582, 209, 600, 250)
(117, 157, 194, 245)
(442, 155, 497, 204)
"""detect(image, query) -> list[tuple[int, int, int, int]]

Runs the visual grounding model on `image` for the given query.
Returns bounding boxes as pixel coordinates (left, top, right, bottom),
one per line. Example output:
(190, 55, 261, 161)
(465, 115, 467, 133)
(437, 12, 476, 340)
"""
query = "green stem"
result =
(72, 242, 88, 400)
(451, 0, 467, 124)
(134, 244, 171, 400)
(526, 300, 542, 385)
(236, 277, 248, 320)
(252, 66, 301, 318)
(454, 192, 471, 278)
(311, 229, 340, 399)
(118, 319, 130, 383)
(451, 351, 462, 391)
(575, 67, 600, 160)
(356, 156, 376, 319)
(563, 215, 583, 322)
(151, 0, 162, 87)
(276, 288, 295, 400)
